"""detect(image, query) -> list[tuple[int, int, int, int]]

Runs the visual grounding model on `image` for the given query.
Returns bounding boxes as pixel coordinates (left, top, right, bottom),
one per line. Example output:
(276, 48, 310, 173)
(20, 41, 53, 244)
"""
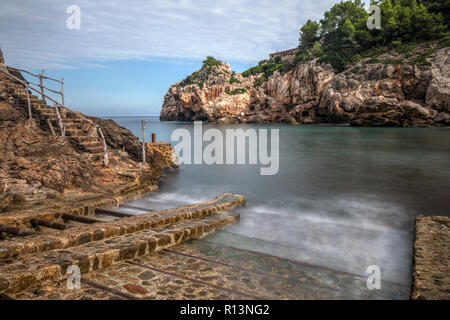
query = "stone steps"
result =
(0, 193, 245, 261)
(0, 213, 239, 295)
(2, 73, 106, 158)
(72, 136, 98, 144)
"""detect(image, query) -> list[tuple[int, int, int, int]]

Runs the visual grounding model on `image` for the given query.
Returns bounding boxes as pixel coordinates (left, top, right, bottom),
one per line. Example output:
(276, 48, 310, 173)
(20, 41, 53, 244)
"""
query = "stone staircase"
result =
(0, 70, 105, 160)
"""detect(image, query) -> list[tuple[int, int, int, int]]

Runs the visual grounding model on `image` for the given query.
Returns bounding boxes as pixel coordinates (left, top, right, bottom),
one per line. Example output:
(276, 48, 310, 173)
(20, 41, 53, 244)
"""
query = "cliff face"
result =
(160, 60, 253, 123)
(160, 45, 450, 127)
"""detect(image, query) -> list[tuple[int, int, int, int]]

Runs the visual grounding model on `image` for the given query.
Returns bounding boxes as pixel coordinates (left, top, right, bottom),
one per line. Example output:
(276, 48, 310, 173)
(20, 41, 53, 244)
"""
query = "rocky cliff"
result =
(0, 56, 177, 215)
(160, 44, 450, 127)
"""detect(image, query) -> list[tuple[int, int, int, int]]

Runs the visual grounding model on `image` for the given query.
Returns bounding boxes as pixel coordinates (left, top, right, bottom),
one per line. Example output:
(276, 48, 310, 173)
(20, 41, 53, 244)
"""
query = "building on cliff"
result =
(269, 48, 299, 61)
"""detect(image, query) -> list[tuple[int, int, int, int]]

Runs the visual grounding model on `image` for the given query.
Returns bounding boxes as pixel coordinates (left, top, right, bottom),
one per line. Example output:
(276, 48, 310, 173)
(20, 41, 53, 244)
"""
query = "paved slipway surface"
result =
(109, 116, 450, 299)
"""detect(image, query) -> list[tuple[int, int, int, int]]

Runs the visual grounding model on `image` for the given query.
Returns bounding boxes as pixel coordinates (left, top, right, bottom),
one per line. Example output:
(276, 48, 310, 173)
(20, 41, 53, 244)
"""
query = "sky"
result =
(0, 0, 347, 116)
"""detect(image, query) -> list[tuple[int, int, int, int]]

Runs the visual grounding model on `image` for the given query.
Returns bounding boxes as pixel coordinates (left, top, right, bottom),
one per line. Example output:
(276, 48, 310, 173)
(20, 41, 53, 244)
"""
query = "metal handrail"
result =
(0, 65, 109, 167)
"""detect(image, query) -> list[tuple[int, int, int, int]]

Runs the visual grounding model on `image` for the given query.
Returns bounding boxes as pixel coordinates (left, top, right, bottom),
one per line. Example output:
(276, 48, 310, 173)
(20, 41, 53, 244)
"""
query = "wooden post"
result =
(30, 218, 68, 230)
(39, 69, 46, 103)
(98, 127, 109, 168)
(141, 120, 147, 163)
(0, 224, 37, 236)
(25, 86, 32, 119)
(61, 77, 64, 106)
(47, 119, 56, 136)
(95, 208, 134, 218)
(54, 102, 64, 137)
(152, 133, 156, 143)
(61, 214, 103, 224)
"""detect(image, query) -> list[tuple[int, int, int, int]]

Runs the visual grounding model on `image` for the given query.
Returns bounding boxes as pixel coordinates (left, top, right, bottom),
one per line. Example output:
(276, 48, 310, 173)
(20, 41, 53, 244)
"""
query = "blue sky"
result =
(0, 0, 347, 116)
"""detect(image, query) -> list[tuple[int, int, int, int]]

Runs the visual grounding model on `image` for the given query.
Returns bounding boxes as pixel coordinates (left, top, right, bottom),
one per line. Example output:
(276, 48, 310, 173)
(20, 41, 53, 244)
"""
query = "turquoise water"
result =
(110, 116, 450, 298)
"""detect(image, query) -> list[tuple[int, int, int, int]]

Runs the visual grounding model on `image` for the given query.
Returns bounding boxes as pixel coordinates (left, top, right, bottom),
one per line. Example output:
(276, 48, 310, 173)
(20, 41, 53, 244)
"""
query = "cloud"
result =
(0, 0, 341, 69)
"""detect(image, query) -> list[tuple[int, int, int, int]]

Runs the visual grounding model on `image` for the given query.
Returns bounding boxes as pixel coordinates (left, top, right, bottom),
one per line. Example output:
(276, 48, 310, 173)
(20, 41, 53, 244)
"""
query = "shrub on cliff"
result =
(242, 61, 283, 78)
(226, 88, 247, 95)
(203, 56, 222, 73)
(229, 75, 241, 84)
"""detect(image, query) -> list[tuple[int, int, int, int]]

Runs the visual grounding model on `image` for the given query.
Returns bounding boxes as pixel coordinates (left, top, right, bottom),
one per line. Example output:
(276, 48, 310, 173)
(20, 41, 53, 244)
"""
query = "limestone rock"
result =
(426, 48, 450, 111)
(160, 45, 450, 127)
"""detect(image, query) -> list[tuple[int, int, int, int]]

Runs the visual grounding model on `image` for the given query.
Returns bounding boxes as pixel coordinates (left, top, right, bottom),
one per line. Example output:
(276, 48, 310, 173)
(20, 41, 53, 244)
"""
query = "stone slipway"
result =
(0, 193, 245, 296)
(412, 216, 450, 300)
(0, 175, 160, 228)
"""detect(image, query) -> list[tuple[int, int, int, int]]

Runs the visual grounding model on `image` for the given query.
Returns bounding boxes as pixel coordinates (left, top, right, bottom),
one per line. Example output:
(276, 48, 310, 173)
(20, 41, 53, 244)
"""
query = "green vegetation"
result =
(242, 61, 284, 78)
(180, 1, 449, 91)
(410, 49, 435, 65)
(383, 58, 404, 65)
(420, 0, 450, 28)
(297, 0, 448, 72)
(366, 58, 381, 64)
(203, 56, 222, 73)
(294, 49, 311, 63)
(229, 75, 241, 84)
(180, 71, 203, 88)
(226, 88, 247, 95)
(180, 56, 223, 88)
(299, 20, 321, 49)
(254, 76, 267, 87)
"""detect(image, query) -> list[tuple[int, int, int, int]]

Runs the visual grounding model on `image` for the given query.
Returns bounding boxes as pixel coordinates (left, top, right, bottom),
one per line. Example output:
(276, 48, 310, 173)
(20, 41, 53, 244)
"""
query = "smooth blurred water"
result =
(110, 116, 450, 289)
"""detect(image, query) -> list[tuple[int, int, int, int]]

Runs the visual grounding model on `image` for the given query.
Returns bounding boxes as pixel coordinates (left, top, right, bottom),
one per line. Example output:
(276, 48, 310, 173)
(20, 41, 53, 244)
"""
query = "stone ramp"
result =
(10, 232, 409, 300)
(0, 194, 245, 297)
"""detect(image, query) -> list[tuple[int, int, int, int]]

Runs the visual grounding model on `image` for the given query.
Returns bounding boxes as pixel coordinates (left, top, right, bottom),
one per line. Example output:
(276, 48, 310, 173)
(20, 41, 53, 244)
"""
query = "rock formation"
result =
(0, 55, 177, 216)
(160, 44, 450, 127)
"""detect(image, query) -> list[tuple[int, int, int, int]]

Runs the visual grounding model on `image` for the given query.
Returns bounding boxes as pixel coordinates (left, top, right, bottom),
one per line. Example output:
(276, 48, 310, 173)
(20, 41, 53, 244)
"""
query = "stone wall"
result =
(269, 48, 299, 61)
(412, 216, 450, 300)
(146, 142, 179, 168)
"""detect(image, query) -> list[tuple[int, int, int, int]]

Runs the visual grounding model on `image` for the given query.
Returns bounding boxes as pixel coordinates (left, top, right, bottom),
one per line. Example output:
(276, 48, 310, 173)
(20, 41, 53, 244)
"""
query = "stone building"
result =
(269, 48, 299, 62)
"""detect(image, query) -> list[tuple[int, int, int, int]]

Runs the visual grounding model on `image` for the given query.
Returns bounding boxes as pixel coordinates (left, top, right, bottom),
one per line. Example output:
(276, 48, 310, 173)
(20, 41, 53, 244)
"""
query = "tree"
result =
(376, 0, 446, 44)
(419, 0, 450, 28)
(299, 20, 320, 49)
